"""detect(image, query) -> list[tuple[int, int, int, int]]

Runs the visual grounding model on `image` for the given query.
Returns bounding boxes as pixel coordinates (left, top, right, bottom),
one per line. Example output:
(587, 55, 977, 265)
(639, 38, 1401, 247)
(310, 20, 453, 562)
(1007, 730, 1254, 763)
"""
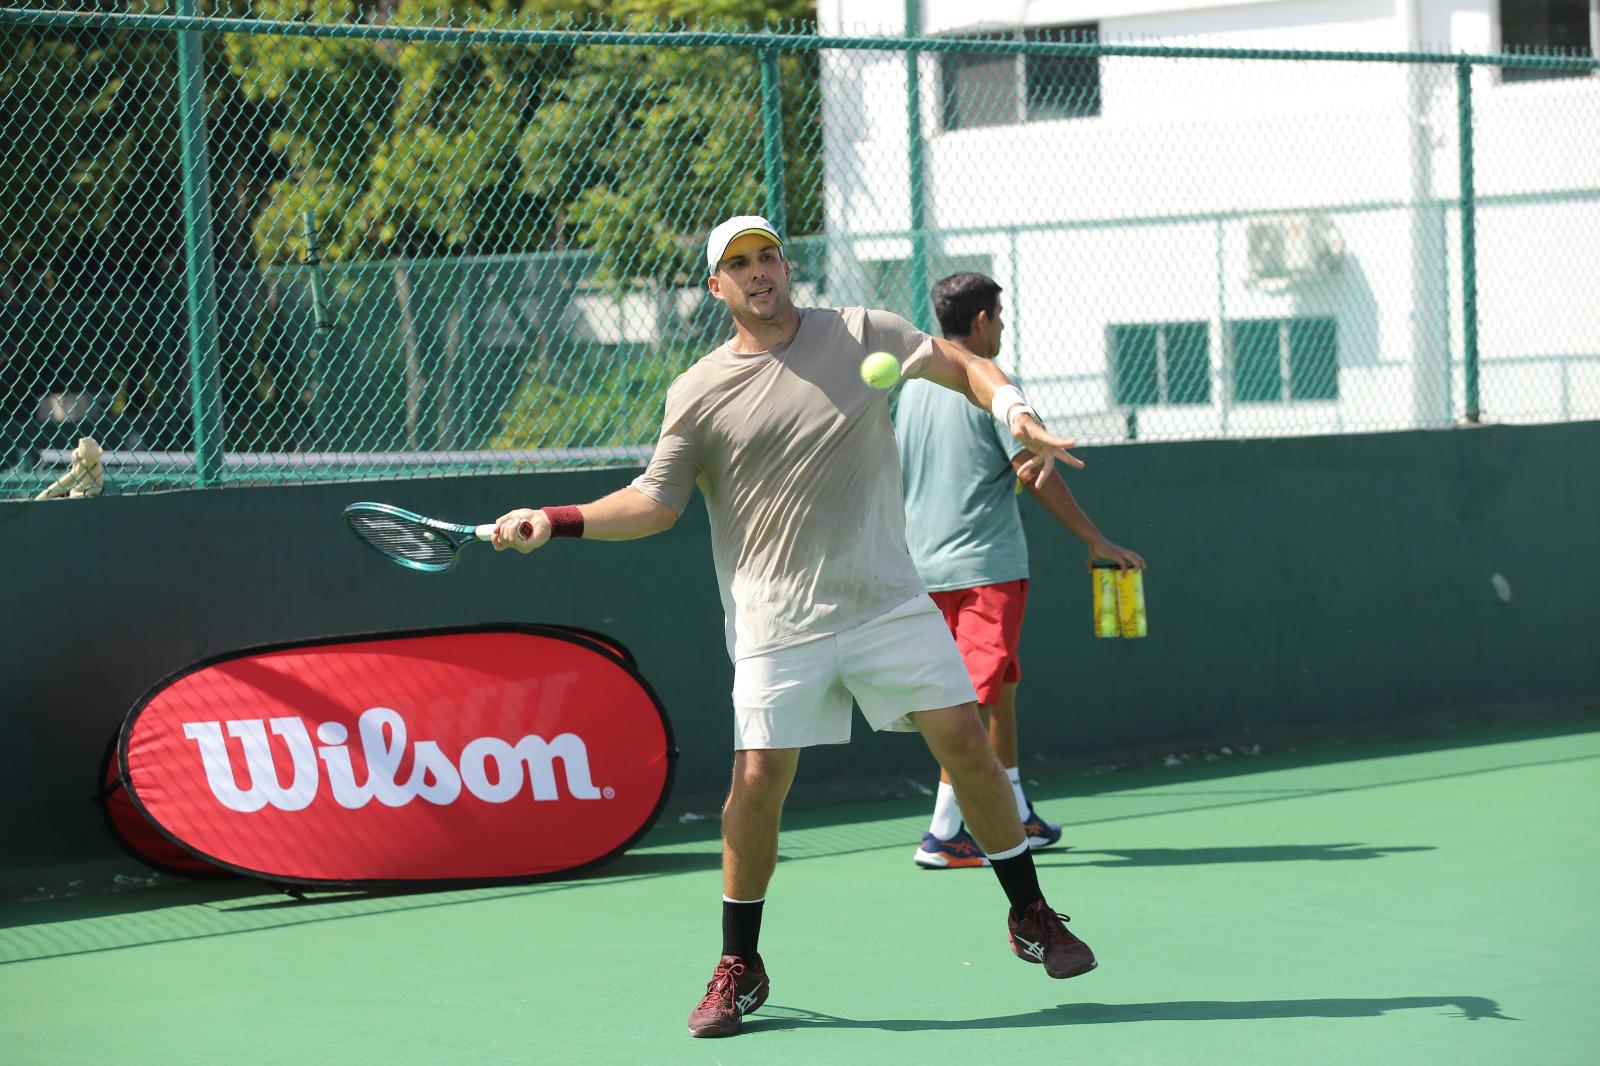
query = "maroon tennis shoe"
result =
(687, 954, 769, 1038)
(1007, 901, 1098, 979)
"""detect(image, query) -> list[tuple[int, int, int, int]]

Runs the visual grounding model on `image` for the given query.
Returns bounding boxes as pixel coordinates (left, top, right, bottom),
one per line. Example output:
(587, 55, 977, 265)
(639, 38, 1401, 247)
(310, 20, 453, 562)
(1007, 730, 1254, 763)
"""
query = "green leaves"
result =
(0, 2, 822, 481)
(225, 0, 817, 277)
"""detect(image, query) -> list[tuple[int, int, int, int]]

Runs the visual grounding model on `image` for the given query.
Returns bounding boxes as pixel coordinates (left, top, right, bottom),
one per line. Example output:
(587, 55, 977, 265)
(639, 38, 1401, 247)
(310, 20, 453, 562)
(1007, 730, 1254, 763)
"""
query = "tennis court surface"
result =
(5, 716, 1596, 1066)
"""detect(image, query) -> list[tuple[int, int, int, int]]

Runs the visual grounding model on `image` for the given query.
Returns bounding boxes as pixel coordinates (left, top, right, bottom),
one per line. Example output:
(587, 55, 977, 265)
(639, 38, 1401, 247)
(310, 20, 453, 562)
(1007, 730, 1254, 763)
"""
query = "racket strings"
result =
(347, 512, 458, 569)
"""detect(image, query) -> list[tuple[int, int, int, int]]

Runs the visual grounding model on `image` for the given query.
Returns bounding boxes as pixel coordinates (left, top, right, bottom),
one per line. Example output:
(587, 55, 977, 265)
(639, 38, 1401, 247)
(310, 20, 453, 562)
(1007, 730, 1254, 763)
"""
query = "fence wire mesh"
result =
(2, 3, 1598, 498)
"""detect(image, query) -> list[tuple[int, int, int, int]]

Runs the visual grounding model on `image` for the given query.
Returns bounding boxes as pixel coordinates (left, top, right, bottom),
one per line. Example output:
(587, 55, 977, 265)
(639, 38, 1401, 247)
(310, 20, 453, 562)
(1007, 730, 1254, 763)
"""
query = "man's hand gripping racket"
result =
(488, 508, 553, 553)
(343, 502, 538, 573)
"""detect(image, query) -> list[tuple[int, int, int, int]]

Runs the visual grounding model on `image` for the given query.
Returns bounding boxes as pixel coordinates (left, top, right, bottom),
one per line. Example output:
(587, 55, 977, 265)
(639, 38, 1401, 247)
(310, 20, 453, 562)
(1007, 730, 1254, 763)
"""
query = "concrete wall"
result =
(3, 421, 1598, 895)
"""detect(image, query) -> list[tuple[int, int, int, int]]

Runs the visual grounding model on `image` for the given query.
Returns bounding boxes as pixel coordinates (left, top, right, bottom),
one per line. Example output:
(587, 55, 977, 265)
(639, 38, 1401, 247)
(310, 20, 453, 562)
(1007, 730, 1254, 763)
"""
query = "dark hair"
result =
(931, 272, 1002, 337)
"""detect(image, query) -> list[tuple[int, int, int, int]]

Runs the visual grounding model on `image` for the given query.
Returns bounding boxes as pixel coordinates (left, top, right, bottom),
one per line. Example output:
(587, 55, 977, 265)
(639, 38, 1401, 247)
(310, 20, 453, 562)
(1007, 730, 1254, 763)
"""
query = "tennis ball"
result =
(860, 351, 900, 389)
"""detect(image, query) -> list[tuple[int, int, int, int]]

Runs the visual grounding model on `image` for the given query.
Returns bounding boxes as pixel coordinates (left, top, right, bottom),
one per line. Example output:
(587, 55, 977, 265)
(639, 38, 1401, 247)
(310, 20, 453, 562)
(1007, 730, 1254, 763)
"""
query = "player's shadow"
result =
(218, 849, 724, 911)
(748, 995, 1514, 1033)
(1035, 843, 1434, 867)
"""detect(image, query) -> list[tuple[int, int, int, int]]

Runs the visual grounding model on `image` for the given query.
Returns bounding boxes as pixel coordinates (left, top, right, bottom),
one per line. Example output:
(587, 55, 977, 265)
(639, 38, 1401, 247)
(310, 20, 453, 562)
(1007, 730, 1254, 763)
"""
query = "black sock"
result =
(990, 848, 1044, 915)
(722, 898, 764, 959)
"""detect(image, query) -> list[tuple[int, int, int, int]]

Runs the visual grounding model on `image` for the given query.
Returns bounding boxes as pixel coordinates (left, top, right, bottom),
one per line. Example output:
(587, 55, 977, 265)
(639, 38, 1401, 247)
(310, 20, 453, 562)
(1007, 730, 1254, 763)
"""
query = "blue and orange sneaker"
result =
(1022, 805, 1063, 850)
(914, 825, 990, 869)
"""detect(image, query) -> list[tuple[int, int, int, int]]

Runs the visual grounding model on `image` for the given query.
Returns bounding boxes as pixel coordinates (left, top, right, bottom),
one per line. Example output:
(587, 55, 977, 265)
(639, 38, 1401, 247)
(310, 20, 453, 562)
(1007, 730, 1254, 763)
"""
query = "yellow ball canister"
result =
(1116, 567, 1148, 638)
(1092, 561, 1147, 639)
(1092, 563, 1121, 638)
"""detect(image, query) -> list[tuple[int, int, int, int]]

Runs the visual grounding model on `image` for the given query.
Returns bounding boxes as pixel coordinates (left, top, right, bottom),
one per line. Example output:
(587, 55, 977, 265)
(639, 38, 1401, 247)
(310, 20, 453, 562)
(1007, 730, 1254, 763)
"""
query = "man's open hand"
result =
(1011, 413, 1084, 488)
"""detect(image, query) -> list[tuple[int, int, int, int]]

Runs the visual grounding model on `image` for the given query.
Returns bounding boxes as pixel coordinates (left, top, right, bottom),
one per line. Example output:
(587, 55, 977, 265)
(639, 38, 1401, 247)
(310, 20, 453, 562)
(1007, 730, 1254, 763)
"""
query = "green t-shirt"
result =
(893, 376, 1030, 592)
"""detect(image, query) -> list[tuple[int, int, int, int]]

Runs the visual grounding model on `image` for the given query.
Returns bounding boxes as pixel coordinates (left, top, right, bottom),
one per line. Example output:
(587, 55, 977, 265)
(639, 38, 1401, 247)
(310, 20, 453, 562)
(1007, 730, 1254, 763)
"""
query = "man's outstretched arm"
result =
(1010, 452, 1145, 571)
(490, 486, 678, 552)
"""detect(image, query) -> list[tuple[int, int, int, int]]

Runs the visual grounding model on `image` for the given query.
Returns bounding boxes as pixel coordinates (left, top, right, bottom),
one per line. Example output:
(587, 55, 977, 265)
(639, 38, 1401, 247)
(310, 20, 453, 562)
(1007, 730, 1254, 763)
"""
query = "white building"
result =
(814, 0, 1600, 441)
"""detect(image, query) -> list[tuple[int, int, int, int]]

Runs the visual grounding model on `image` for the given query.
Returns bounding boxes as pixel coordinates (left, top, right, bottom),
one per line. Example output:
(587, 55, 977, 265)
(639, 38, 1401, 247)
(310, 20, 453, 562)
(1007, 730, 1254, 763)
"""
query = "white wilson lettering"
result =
(180, 707, 603, 813)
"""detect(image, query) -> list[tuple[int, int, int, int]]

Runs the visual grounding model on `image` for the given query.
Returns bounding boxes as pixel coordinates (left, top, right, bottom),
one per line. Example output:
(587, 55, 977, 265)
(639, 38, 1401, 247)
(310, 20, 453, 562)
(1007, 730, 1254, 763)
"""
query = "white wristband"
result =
(989, 384, 1036, 428)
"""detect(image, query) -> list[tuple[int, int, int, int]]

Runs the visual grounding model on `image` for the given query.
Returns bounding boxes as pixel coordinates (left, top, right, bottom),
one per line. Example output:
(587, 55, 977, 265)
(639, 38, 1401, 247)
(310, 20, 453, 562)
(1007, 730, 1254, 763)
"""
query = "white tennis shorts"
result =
(731, 595, 979, 750)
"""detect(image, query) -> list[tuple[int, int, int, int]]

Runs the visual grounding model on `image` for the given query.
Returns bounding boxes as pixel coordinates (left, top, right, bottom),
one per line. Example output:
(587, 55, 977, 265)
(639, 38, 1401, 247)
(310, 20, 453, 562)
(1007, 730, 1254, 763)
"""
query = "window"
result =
(862, 258, 915, 320)
(1025, 26, 1102, 120)
(1111, 321, 1210, 406)
(1287, 318, 1338, 400)
(1499, 0, 1596, 82)
(941, 34, 1016, 131)
(862, 254, 993, 323)
(940, 23, 1101, 131)
(1229, 317, 1338, 403)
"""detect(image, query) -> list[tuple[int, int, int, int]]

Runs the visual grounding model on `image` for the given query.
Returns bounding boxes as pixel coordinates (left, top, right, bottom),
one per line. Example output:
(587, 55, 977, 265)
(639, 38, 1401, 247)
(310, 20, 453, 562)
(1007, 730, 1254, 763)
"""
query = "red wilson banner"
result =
(99, 737, 230, 878)
(119, 626, 675, 888)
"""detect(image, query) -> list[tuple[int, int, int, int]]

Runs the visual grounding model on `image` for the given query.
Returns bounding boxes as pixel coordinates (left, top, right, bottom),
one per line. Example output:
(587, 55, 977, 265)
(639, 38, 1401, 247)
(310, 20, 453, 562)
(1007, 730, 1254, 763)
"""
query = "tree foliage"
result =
(2, 0, 822, 461)
(231, 0, 821, 281)
(1, 0, 279, 452)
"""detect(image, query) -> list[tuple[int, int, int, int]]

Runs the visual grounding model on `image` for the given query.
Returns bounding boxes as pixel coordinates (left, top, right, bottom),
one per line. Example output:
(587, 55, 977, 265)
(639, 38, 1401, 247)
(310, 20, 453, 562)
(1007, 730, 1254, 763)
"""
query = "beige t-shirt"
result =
(632, 307, 939, 660)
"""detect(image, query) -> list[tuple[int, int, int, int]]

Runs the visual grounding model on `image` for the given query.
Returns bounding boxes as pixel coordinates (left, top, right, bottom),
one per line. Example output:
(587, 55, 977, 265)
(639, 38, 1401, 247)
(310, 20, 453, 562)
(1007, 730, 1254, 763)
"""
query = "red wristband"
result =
(541, 505, 585, 539)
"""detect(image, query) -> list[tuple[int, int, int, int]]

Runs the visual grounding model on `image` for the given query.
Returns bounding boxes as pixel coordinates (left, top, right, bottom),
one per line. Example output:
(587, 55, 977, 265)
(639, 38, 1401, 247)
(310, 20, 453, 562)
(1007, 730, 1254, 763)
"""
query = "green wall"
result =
(2, 422, 1596, 895)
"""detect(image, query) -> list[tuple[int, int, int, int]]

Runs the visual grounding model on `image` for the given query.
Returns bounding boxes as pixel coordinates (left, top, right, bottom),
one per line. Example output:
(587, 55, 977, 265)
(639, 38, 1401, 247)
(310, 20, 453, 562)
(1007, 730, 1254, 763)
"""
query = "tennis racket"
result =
(344, 502, 533, 573)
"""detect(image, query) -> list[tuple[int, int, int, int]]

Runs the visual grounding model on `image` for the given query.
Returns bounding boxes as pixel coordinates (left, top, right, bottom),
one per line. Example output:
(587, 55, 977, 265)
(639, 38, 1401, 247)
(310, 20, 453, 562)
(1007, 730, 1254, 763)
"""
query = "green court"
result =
(5, 718, 1596, 1066)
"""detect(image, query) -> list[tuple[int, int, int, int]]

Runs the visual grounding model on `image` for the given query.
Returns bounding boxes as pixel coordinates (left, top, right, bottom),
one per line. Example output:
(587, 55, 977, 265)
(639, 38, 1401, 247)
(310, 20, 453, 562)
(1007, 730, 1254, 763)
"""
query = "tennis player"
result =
(897, 272, 1145, 870)
(491, 215, 1098, 1039)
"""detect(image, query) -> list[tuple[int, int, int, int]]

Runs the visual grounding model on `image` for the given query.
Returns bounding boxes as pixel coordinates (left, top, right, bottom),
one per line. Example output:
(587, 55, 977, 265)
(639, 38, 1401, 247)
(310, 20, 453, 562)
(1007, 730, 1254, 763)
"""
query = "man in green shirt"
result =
(896, 272, 1145, 869)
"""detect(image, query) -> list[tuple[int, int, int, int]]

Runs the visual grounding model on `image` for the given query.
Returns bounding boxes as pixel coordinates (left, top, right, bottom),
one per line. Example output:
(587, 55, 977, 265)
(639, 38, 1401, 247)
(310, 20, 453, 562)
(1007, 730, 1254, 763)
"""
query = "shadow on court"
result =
(0, 838, 1433, 938)
(1036, 843, 1435, 867)
(0, 849, 723, 930)
(0, 879, 267, 929)
(748, 995, 1516, 1032)
(219, 849, 727, 912)
(0, 850, 727, 963)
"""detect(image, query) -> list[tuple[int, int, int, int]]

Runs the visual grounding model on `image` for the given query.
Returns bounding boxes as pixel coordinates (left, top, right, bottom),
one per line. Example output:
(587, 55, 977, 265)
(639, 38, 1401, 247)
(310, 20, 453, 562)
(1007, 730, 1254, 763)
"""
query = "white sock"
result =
(929, 781, 962, 839)
(986, 838, 1029, 862)
(1006, 766, 1030, 820)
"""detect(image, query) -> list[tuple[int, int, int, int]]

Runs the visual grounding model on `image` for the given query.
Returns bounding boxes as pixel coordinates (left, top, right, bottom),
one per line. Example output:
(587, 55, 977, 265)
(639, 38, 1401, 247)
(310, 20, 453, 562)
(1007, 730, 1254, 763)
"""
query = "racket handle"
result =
(475, 522, 537, 541)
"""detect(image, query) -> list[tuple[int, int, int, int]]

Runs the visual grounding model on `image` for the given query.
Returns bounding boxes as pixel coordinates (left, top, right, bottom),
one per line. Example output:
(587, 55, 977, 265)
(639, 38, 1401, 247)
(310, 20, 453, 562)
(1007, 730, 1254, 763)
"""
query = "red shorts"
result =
(928, 579, 1028, 707)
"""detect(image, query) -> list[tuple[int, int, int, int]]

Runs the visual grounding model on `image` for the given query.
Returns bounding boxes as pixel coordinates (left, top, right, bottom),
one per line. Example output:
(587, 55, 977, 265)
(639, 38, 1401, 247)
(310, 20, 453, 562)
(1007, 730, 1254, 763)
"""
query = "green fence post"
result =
(1456, 61, 1480, 424)
(176, 0, 224, 483)
(1215, 218, 1230, 436)
(302, 208, 330, 449)
(759, 45, 787, 238)
(904, 0, 930, 330)
(1008, 229, 1020, 380)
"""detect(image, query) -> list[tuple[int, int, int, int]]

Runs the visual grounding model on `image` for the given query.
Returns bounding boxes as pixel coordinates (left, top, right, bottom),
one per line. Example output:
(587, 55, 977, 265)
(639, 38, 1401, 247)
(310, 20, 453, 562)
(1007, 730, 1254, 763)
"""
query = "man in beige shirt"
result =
(493, 215, 1098, 1039)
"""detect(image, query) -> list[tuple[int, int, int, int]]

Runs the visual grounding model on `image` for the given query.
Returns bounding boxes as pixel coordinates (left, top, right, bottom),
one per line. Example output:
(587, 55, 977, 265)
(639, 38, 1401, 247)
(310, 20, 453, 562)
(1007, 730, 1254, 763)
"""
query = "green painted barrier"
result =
(2, 422, 1597, 896)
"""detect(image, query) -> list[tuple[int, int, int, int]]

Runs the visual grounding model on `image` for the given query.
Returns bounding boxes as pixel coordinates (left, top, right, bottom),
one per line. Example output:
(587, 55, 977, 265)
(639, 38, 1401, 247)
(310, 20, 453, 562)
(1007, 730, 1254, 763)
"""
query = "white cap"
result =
(706, 215, 783, 274)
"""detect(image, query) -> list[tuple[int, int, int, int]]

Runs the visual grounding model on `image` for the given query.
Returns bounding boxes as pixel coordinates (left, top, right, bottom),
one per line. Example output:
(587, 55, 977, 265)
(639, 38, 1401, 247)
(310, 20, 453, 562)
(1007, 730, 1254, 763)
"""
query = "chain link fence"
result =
(3, 3, 1598, 498)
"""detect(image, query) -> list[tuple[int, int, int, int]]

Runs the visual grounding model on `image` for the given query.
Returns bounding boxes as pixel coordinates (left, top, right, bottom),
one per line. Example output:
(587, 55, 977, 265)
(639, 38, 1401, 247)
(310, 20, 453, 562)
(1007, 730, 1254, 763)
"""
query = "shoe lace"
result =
(696, 959, 745, 1012)
(1038, 907, 1076, 943)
